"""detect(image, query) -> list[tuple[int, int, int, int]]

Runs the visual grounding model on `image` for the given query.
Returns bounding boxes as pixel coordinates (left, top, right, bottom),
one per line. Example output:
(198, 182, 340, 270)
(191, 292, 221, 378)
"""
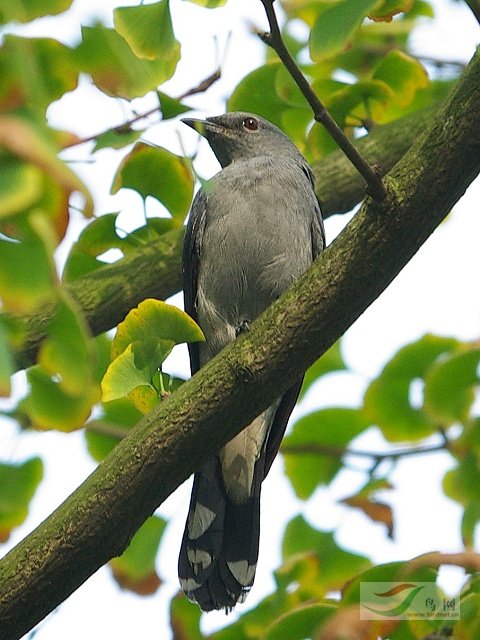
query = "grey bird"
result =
(178, 112, 325, 611)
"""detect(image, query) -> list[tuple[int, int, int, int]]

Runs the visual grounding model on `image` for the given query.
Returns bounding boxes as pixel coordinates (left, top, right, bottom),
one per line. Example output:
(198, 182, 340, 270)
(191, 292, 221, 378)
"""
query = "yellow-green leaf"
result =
(373, 50, 428, 108)
(111, 142, 194, 221)
(369, 0, 414, 21)
(112, 299, 204, 360)
(101, 343, 162, 407)
(0, 160, 43, 219)
(0, 0, 73, 24)
(0, 114, 93, 228)
(185, 0, 227, 5)
(114, 1, 179, 61)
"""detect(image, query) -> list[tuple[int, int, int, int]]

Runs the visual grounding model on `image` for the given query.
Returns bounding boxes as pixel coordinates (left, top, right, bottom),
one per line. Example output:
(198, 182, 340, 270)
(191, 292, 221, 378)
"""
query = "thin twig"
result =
(281, 441, 448, 462)
(63, 66, 222, 150)
(85, 420, 131, 440)
(258, 0, 387, 202)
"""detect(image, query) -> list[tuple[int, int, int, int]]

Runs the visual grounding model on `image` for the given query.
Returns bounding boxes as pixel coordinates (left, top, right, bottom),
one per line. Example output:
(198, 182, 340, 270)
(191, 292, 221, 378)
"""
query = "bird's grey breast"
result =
(196, 155, 316, 360)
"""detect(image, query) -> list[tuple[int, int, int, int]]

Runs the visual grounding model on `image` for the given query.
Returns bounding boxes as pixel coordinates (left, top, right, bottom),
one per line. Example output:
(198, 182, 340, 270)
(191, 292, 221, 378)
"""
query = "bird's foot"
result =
(236, 320, 251, 336)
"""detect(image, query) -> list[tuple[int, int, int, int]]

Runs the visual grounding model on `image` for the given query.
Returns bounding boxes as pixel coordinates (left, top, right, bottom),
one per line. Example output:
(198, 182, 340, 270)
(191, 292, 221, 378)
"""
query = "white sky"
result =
(1, 0, 479, 638)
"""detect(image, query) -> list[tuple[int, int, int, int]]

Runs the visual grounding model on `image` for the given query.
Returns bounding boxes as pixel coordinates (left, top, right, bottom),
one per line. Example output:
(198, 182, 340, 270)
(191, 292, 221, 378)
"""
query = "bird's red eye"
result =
(243, 117, 258, 131)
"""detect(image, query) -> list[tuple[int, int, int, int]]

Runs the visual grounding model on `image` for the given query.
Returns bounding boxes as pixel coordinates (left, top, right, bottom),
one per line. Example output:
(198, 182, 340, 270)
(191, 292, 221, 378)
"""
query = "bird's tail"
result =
(178, 455, 265, 611)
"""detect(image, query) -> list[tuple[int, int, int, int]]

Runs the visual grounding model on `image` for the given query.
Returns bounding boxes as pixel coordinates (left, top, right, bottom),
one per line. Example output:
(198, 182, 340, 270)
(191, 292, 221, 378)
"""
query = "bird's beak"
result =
(181, 118, 207, 137)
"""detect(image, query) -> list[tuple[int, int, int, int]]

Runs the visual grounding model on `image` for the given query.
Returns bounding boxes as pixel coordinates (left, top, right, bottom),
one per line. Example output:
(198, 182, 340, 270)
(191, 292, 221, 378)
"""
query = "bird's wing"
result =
(263, 177, 325, 478)
(182, 189, 208, 375)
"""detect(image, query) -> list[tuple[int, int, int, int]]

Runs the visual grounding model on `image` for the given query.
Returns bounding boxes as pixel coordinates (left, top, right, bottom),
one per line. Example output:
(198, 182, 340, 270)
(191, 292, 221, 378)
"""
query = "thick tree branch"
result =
(0, 48, 478, 640)
(10, 104, 436, 370)
(259, 0, 387, 201)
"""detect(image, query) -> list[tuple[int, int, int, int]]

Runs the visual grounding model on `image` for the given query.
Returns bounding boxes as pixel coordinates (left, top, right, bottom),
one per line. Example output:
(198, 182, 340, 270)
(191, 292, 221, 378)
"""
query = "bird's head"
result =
(181, 112, 303, 168)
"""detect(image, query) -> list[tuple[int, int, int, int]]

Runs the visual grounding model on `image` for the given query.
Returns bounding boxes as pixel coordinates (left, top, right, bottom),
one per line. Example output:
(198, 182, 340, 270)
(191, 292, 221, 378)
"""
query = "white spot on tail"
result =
(187, 548, 212, 571)
(188, 503, 216, 539)
(227, 559, 257, 587)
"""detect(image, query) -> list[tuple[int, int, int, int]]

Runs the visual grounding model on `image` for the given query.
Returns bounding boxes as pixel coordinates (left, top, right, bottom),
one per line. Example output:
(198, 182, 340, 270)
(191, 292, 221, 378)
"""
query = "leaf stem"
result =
(258, 0, 387, 202)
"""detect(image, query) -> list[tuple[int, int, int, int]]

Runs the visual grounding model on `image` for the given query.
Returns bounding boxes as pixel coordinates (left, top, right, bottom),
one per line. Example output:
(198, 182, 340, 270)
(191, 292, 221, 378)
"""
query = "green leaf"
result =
(455, 592, 480, 639)
(85, 398, 143, 463)
(0, 316, 16, 396)
(76, 24, 180, 100)
(0, 457, 43, 542)
(363, 334, 459, 442)
(62, 213, 124, 282)
(443, 454, 480, 507)
(110, 515, 166, 594)
(264, 602, 336, 640)
(111, 142, 194, 221)
(0, 159, 43, 219)
(114, 1, 179, 61)
(282, 516, 370, 593)
(310, 0, 379, 62)
(24, 365, 98, 431)
(342, 561, 438, 606)
(0, 35, 78, 113)
(461, 501, 480, 549)
(228, 63, 312, 146)
(169, 593, 203, 640)
(283, 408, 370, 499)
(38, 293, 92, 397)
(300, 341, 347, 400)
(424, 345, 480, 426)
(92, 126, 144, 153)
(0, 0, 73, 24)
(0, 214, 56, 313)
(373, 50, 428, 108)
(157, 91, 191, 120)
